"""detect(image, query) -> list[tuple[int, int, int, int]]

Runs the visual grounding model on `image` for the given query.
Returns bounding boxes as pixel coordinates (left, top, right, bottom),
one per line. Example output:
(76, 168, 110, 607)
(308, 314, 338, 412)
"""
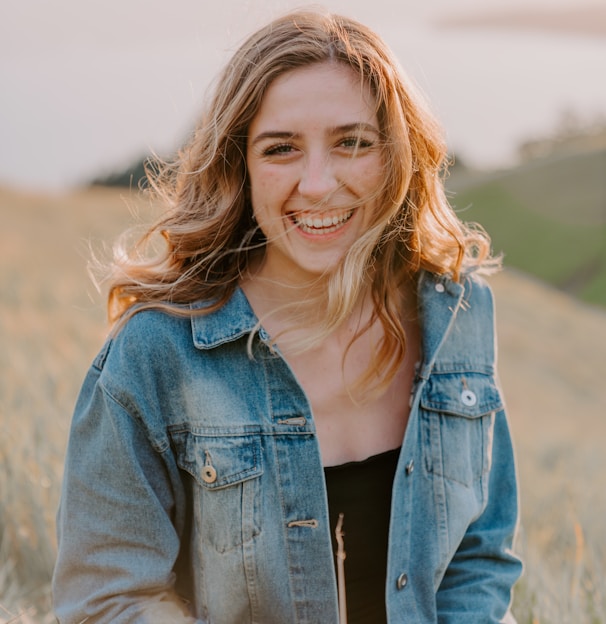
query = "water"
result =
(0, 0, 604, 191)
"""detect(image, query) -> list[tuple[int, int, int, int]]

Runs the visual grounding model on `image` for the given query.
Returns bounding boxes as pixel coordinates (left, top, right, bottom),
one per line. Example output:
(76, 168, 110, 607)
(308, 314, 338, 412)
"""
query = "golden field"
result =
(1, 186, 605, 622)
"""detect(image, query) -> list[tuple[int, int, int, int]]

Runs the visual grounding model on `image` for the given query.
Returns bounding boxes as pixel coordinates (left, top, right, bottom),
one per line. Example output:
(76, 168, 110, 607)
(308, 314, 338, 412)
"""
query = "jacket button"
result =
(396, 573, 408, 590)
(259, 328, 270, 341)
(202, 465, 217, 483)
(405, 460, 414, 475)
(202, 450, 217, 483)
(461, 389, 477, 407)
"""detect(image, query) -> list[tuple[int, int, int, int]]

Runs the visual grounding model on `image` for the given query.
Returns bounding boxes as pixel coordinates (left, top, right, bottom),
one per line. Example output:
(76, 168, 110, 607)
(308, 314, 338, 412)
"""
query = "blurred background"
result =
(1, 1, 605, 622)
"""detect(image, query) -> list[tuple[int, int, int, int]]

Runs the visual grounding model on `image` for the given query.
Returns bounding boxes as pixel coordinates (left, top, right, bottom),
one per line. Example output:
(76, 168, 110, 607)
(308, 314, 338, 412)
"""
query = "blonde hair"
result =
(104, 10, 498, 393)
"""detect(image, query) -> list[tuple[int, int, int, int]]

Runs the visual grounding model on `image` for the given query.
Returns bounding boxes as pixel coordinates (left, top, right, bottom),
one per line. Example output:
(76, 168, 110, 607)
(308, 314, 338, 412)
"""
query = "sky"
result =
(1, 0, 605, 191)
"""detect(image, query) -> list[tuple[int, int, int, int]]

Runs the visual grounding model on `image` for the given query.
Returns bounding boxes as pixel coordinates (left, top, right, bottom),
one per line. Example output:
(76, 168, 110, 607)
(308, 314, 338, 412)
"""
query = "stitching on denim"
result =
(98, 382, 169, 453)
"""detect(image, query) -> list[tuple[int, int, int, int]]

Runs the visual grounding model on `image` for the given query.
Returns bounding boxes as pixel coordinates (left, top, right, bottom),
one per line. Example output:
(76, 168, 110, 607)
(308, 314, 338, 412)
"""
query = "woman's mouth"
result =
(289, 209, 355, 235)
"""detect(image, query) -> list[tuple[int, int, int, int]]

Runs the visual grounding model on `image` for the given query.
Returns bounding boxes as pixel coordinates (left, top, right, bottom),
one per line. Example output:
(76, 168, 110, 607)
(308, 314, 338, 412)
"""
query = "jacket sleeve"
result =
(435, 406, 523, 623)
(52, 363, 203, 624)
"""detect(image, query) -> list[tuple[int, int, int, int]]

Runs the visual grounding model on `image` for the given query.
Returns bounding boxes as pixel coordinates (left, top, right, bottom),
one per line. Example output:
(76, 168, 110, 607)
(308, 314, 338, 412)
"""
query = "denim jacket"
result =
(53, 271, 522, 623)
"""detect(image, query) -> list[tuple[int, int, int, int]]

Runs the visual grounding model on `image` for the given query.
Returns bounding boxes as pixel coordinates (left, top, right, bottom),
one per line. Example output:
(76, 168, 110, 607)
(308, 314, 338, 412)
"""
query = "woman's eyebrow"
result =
(250, 131, 298, 146)
(329, 122, 380, 136)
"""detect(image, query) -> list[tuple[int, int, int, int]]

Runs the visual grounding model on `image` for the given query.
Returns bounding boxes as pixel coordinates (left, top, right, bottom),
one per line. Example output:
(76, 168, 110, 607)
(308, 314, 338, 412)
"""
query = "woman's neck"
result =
(240, 262, 373, 351)
(241, 255, 329, 323)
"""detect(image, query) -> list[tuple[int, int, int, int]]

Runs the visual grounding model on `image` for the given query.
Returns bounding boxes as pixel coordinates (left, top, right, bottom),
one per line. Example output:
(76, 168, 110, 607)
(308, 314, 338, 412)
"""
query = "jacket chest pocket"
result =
(169, 430, 264, 553)
(419, 373, 501, 487)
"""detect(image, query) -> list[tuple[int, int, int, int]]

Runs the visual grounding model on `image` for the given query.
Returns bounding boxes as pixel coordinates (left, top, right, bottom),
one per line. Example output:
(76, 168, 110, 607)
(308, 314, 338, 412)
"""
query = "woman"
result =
(53, 10, 522, 624)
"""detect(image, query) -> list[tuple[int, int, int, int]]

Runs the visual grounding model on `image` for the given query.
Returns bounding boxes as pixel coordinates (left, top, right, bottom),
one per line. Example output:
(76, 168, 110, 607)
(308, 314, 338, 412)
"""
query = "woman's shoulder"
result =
(419, 269, 495, 312)
(418, 271, 499, 372)
(92, 306, 194, 376)
(462, 271, 495, 309)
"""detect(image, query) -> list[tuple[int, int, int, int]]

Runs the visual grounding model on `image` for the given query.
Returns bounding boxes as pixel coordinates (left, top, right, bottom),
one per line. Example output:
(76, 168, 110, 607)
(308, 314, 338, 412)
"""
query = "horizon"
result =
(1, 0, 605, 191)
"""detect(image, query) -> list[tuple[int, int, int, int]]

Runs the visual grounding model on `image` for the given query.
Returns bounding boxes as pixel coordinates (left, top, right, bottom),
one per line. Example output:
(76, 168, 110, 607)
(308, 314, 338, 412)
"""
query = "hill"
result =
(447, 145, 606, 307)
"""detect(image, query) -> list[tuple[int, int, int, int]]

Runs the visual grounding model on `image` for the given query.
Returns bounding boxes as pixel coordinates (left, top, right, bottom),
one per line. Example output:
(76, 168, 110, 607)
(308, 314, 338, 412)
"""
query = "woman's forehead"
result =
(250, 62, 378, 133)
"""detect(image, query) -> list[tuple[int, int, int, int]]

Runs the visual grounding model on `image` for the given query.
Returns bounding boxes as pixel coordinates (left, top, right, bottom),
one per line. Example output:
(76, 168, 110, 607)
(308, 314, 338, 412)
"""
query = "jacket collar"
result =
(416, 271, 465, 379)
(190, 287, 260, 349)
(190, 272, 465, 363)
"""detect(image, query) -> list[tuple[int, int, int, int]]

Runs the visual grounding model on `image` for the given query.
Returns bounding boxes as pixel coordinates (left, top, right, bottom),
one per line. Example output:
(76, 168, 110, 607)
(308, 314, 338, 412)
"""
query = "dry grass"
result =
(0, 186, 146, 622)
(490, 270, 606, 623)
(1, 186, 604, 622)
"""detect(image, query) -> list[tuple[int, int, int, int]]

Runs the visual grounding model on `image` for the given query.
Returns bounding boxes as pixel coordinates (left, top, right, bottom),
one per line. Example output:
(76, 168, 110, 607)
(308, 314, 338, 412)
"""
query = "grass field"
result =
(1, 184, 605, 622)
(448, 145, 606, 307)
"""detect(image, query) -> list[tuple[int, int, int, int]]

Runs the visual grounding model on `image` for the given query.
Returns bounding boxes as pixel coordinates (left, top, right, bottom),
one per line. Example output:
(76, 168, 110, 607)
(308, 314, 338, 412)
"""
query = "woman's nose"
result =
(297, 152, 339, 201)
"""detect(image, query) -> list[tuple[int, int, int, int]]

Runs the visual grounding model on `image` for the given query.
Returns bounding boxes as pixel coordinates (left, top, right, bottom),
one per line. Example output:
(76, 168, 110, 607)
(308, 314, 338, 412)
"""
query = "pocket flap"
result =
(170, 431, 263, 490)
(420, 372, 503, 418)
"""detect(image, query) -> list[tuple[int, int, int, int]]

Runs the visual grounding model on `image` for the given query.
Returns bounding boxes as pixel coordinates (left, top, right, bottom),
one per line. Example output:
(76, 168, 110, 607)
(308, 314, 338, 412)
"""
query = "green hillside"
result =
(447, 147, 606, 307)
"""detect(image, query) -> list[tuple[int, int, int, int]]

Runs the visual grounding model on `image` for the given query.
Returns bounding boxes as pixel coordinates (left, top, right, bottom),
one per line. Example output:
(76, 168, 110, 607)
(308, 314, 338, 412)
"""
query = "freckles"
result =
(356, 162, 383, 191)
(252, 168, 284, 191)
(267, 168, 291, 186)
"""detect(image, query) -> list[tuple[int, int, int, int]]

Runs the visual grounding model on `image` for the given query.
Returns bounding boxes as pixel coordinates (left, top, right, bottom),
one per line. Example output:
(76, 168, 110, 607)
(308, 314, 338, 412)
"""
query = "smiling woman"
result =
(245, 62, 383, 284)
(53, 9, 522, 624)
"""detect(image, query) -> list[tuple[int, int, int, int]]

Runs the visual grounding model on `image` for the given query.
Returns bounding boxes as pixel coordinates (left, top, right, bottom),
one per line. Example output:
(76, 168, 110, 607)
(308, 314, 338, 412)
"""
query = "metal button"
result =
(434, 282, 445, 293)
(202, 450, 217, 484)
(202, 465, 217, 483)
(461, 389, 477, 407)
(259, 328, 270, 341)
(396, 573, 408, 590)
(405, 459, 414, 475)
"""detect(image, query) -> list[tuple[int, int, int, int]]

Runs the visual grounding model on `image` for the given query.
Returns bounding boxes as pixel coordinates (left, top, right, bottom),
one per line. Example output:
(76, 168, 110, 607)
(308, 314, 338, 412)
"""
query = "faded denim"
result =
(53, 271, 523, 623)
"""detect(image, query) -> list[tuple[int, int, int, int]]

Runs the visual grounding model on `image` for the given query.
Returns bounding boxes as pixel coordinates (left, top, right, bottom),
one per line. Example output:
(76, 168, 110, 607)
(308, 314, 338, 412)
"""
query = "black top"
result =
(324, 447, 401, 624)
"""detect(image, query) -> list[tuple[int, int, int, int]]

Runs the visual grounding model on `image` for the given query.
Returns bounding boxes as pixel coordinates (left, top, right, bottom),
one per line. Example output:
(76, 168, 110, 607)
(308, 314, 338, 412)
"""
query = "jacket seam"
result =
(98, 379, 170, 454)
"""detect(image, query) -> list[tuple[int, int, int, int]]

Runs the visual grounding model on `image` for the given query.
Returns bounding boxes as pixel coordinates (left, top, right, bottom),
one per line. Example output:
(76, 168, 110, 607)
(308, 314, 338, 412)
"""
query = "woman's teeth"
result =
(292, 210, 354, 234)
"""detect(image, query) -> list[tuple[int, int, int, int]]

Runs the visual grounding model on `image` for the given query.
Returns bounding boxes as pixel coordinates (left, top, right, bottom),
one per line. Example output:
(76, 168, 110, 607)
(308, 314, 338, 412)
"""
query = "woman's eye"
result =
(263, 143, 294, 156)
(340, 136, 373, 149)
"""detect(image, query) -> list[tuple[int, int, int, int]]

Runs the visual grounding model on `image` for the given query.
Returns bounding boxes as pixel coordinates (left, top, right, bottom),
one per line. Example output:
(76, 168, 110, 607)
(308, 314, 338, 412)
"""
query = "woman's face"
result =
(246, 62, 384, 284)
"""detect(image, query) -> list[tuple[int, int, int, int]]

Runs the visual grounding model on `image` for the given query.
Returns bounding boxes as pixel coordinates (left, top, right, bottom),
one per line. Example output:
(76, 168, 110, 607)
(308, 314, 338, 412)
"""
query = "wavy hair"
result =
(103, 10, 498, 394)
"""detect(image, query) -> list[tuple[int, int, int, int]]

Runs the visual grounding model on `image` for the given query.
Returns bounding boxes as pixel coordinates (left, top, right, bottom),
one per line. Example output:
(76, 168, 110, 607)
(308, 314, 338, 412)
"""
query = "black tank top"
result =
(324, 447, 401, 624)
